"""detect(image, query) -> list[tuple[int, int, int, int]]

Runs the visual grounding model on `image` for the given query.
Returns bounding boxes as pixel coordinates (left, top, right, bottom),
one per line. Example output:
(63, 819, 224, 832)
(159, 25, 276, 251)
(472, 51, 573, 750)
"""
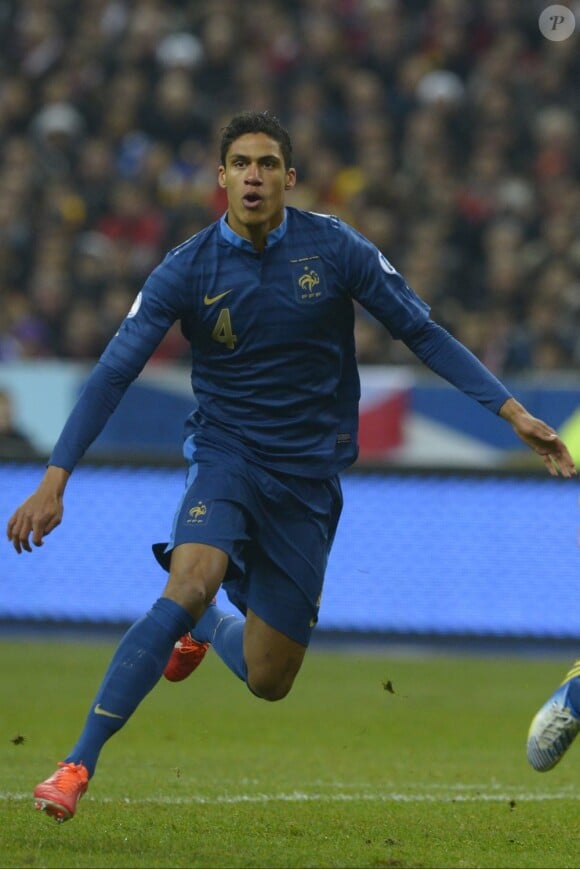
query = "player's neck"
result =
(246, 226, 268, 252)
(226, 212, 284, 252)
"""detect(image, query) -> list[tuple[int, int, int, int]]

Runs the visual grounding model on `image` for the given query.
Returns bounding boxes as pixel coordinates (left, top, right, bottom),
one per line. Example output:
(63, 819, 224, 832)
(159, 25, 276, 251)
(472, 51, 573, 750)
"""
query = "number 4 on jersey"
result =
(211, 308, 237, 350)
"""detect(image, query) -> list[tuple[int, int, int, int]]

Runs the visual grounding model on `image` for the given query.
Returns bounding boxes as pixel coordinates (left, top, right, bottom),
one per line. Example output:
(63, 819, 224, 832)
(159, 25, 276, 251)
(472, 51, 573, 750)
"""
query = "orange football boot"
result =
(34, 761, 89, 822)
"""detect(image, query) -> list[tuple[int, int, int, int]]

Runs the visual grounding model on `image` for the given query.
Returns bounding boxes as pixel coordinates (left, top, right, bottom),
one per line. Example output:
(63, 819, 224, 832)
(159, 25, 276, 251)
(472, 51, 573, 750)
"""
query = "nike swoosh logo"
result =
(204, 289, 233, 306)
(94, 703, 124, 719)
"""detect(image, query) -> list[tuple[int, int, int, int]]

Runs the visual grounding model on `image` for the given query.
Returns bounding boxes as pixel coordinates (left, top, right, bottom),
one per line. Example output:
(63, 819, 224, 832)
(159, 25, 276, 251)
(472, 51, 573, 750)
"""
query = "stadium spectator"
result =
(0, 0, 577, 371)
(0, 387, 39, 459)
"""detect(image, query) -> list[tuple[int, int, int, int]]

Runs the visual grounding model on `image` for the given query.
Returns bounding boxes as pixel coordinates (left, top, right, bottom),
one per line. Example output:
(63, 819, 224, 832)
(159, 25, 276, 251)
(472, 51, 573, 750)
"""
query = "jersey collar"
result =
(219, 210, 288, 252)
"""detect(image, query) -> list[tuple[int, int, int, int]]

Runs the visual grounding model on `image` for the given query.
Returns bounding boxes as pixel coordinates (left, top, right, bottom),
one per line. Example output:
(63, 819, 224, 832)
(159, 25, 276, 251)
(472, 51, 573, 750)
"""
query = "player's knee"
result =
(246, 665, 297, 702)
(163, 544, 226, 617)
(167, 583, 208, 620)
(164, 568, 213, 618)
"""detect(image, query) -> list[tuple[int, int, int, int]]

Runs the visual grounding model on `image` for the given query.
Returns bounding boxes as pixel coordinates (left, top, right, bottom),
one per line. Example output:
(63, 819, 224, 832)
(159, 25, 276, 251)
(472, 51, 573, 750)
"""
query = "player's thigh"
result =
(162, 542, 229, 616)
(161, 461, 251, 617)
(243, 608, 308, 701)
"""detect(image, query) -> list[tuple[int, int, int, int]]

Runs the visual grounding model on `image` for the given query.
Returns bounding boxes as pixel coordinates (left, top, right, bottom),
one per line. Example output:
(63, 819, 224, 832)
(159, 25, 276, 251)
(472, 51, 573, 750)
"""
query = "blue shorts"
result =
(152, 443, 343, 646)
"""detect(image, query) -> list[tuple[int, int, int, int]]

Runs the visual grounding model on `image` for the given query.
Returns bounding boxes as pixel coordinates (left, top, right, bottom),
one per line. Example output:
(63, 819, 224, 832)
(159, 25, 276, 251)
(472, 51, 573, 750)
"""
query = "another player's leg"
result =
(527, 660, 580, 771)
(34, 545, 226, 822)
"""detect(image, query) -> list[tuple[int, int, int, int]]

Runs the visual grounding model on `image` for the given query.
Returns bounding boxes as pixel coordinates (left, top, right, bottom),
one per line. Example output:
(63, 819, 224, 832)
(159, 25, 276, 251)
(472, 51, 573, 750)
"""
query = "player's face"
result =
(218, 133, 296, 247)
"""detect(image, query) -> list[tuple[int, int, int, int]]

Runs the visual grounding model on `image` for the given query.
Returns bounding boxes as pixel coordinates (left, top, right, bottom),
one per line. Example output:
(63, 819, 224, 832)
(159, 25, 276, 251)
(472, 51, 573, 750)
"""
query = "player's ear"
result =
(284, 168, 296, 190)
(218, 166, 227, 189)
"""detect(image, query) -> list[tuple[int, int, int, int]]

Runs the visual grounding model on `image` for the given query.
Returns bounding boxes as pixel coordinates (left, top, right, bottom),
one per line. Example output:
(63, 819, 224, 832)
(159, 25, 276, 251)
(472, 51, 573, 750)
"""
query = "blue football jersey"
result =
(100, 207, 430, 477)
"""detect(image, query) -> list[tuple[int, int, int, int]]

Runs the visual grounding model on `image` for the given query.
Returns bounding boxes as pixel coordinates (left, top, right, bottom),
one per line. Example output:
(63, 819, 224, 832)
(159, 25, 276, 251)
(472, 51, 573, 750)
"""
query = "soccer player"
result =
(527, 660, 580, 771)
(7, 112, 576, 822)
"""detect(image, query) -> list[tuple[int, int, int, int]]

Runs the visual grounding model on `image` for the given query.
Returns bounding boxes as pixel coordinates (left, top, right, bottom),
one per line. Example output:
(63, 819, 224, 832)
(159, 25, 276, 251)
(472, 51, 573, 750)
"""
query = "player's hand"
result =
(6, 466, 69, 553)
(500, 398, 577, 478)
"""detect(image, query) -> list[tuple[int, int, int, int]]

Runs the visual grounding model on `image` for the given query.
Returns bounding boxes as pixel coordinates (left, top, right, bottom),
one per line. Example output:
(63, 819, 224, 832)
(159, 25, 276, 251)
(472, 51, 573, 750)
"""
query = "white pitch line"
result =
(3, 790, 579, 805)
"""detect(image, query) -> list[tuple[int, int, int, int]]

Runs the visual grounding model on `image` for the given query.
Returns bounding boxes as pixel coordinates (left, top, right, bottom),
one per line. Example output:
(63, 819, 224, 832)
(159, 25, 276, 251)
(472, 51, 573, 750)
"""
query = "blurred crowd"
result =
(0, 0, 579, 373)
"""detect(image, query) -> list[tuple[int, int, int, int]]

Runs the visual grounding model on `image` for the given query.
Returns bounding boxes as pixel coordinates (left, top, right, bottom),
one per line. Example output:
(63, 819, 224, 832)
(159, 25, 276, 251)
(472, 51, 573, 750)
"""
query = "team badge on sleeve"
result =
(378, 251, 397, 275)
(127, 291, 143, 318)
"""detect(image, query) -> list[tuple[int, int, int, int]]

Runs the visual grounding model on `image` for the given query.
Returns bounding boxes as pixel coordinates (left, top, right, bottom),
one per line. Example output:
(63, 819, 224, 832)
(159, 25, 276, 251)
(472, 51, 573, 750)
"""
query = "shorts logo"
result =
(186, 501, 208, 524)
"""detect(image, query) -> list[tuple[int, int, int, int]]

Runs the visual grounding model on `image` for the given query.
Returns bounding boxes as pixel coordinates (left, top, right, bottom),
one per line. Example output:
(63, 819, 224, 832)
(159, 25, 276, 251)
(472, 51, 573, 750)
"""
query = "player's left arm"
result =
(338, 224, 575, 478)
(404, 321, 576, 479)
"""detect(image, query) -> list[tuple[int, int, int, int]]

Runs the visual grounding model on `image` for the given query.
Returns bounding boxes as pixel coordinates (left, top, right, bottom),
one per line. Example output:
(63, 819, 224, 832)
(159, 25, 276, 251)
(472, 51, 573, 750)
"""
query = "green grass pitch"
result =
(1, 638, 578, 868)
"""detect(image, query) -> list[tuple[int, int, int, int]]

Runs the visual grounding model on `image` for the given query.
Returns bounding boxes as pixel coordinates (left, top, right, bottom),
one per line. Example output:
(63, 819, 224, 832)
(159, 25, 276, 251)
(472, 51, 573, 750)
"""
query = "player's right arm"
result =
(6, 362, 132, 553)
(6, 252, 190, 554)
(7, 465, 69, 553)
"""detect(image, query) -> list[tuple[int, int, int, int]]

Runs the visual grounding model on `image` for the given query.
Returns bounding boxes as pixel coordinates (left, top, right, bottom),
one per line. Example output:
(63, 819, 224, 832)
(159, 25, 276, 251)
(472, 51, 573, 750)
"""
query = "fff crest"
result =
(291, 257, 326, 302)
(186, 501, 208, 524)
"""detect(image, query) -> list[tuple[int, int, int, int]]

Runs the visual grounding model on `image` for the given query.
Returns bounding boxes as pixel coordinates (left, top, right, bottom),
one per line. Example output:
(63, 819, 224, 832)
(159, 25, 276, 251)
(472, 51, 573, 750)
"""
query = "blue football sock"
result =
(192, 604, 247, 682)
(65, 597, 194, 777)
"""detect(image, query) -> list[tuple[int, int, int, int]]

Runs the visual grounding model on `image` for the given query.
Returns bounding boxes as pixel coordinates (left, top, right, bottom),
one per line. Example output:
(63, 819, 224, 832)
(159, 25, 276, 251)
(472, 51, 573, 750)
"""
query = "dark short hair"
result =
(219, 111, 293, 169)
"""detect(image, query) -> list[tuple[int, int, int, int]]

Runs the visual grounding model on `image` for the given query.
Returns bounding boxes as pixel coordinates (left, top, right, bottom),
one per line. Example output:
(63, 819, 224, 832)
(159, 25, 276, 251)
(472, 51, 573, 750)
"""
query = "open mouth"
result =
(242, 193, 263, 209)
